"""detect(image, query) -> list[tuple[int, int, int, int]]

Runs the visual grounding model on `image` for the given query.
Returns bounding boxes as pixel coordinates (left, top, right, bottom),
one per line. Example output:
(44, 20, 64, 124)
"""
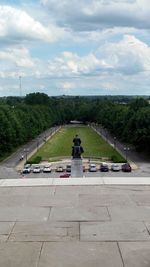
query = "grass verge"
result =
(29, 126, 125, 163)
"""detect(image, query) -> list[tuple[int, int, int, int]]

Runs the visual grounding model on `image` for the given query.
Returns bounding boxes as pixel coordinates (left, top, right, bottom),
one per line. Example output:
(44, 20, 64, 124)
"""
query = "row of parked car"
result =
(22, 164, 71, 174)
(89, 163, 132, 172)
(22, 162, 131, 174)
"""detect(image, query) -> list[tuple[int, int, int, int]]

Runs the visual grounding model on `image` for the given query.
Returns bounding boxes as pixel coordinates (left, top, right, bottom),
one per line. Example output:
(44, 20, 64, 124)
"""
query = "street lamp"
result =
(24, 148, 29, 163)
(124, 147, 130, 162)
(37, 137, 40, 151)
(114, 136, 117, 148)
(43, 135, 47, 143)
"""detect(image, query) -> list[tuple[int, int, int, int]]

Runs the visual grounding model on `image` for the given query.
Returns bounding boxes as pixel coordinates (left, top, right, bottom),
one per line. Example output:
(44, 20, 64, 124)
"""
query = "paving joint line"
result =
(47, 207, 52, 221)
(117, 242, 125, 267)
(6, 221, 17, 242)
(143, 221, 150, 236)
(37, 242, 44, 267)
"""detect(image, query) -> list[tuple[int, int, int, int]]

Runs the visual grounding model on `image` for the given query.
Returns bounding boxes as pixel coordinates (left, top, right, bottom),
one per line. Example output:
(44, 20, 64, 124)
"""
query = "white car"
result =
(33, 166, 41, 173)
(56, 166, 64, 172)
(111, 164, 120, 172)
(89, 164, 97, 172)
(22, 164, 31, 174)
(43, 165, 52, 173)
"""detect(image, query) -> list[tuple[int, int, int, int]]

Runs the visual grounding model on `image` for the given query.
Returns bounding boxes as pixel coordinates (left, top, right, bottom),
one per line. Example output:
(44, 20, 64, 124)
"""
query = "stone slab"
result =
(38, 242, 123, 267)
(49, 206, 110, 221)
(119, 242, 150, 267)
(1, 177, 150, 187)
(0, 235, 8, 242)
(79, 193, 135, 207)
(55, 185, 106, 195)
(103, 177, 150, 185)
(27, 194, 78, 207)
(108, 206, 150, 221)
(9, 221, 79, 241)
(10, 186, 55, 196)
(80, 222, 150, 241)
(0, 222, 15, 234)
(0, 195, 29, 207)
(0, 187, 12, 195)
(0, 207, 50, 221)
(130, 192, 150, 206)
(144, 222, 150, 234)
(1, 178, 53, 187)
(52, 177, 104, 185)
(0, 242, 42, 267)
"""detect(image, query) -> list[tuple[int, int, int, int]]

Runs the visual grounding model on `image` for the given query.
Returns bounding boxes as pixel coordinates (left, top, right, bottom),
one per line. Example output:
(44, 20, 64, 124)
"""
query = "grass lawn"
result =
(29, 126, 125, 163)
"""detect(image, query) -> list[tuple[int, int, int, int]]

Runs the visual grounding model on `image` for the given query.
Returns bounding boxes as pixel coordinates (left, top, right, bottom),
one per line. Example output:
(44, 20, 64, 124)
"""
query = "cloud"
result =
(0, 47, 35, 68)
(1, 34, 150, 79)
(41, 0, 150, 31)
(45, 35, 150, 78)
(99, 35, 150, 75)
(0, 5, 64, 45)
(47, 51, 107, 77)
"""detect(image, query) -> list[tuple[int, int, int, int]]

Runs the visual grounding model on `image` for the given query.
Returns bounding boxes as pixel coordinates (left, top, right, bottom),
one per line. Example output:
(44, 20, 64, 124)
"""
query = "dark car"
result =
(66, 164, 71, 172)
(100, 163, 109, 172)
(122, 163, 132, 172)
(60, 173, 70, 178)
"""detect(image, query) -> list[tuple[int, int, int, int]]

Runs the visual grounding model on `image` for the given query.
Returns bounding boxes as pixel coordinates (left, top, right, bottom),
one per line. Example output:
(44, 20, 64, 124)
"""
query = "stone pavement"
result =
(0, 183, 150, 266)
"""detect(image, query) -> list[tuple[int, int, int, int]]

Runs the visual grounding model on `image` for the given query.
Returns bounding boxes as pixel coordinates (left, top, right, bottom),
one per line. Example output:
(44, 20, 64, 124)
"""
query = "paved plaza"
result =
(0, 179, 150, 266)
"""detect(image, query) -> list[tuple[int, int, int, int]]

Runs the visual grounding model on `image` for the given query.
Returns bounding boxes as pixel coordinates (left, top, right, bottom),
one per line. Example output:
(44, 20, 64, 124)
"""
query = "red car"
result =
(122, 163, 132, 172)
(60, 173, 70, 178)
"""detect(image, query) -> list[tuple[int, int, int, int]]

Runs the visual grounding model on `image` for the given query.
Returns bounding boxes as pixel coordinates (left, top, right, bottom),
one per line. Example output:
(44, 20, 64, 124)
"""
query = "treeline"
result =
(0, 93, 149, 158)
(0, 96, 56, 158)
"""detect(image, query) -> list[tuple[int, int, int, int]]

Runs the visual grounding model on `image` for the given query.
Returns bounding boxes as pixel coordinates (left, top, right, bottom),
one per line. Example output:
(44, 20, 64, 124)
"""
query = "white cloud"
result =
(41, 0, 150, 31)
(0, 5, 64, 44)
(0, 47, 35, 68)
(47, 51, 106, 77)
(99, 35, 150, 75)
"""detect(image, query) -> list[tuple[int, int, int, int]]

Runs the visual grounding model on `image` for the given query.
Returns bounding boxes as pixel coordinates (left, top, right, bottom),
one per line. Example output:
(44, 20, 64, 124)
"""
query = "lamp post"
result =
(37, 137, 39, 151)
(24, 148, 29, 163)
(114, 136, 117, 148)
(124, 147, 130, 162)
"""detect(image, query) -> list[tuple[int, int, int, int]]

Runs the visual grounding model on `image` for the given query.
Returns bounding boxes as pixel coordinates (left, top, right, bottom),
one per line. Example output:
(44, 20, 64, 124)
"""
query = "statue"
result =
(72, 134, 84, 158)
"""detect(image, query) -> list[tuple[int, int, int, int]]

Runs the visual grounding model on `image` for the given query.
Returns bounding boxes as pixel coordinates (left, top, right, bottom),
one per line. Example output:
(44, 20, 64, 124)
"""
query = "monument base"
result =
(71, 158, 83, 178)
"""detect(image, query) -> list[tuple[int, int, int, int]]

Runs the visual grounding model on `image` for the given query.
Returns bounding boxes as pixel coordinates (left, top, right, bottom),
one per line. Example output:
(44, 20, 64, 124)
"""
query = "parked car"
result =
(33, 165, 41, 173)
(89, 164, 97, 172)
(66, 164, 71, 172)
(22, 164, 31, 174)
(56, 166, 64, 172)
(122, 163, 132, 172)
(100, 163, 109, 172)
(43, 165, 52, 173)
(111, 164, 120, 172)
(83, 165, 86, 172)
(60, 173, 70, 178)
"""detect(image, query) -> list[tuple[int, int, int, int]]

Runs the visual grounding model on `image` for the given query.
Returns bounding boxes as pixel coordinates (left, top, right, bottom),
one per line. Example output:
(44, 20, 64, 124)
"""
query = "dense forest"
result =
(0, 93, 149, 159)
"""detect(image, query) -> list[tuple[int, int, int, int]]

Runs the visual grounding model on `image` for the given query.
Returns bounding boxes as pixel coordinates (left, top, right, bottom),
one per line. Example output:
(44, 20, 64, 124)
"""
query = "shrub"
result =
(27, 156, 42, 164)
(111, 154, 126, 163)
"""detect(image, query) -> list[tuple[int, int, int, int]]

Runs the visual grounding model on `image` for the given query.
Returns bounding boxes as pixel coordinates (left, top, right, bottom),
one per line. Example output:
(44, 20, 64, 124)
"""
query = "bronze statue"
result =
(72, 135, 84, 158)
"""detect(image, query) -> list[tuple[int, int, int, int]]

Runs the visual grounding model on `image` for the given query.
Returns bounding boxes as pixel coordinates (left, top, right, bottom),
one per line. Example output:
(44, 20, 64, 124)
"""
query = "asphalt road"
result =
(0, 126, 60, 168)
(92, 125, 150, 176)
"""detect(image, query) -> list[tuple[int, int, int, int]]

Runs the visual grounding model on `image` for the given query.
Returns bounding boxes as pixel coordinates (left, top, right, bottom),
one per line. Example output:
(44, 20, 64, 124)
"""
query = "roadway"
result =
(92, 125, 150, 176)
(0, 126, 60, 169)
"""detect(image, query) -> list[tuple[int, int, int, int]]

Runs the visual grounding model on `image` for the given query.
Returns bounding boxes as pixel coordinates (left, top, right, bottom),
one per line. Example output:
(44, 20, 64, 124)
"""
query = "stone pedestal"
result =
(71, 159, 83, 178)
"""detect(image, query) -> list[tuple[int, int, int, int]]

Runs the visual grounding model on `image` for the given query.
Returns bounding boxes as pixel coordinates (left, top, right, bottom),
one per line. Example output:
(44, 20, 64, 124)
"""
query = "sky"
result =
(0, 0, 150, 96)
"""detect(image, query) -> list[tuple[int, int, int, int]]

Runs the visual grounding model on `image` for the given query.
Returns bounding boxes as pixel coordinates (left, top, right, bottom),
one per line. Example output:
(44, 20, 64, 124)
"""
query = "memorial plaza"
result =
(0, 177, 150, 267)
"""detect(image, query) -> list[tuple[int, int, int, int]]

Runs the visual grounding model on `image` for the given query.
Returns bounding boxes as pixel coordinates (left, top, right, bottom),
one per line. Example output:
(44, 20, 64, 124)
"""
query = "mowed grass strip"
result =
(29, 126, 125, 162)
